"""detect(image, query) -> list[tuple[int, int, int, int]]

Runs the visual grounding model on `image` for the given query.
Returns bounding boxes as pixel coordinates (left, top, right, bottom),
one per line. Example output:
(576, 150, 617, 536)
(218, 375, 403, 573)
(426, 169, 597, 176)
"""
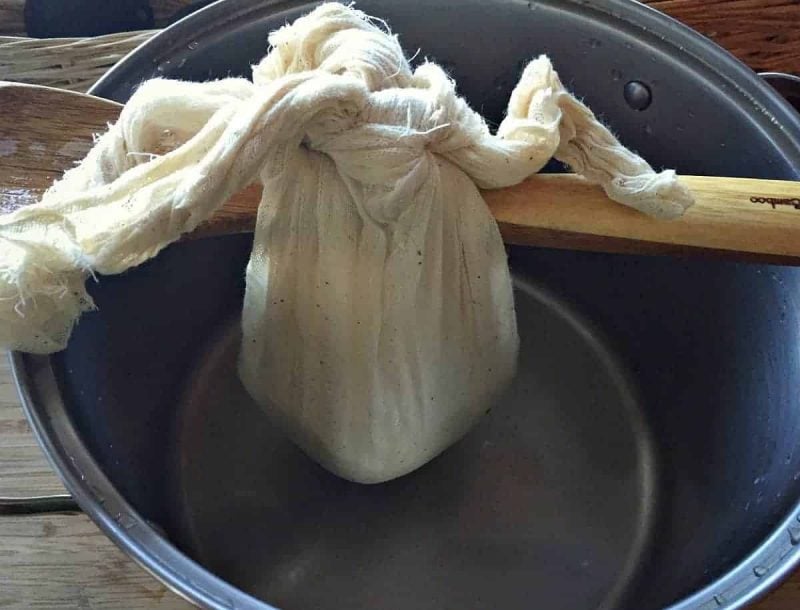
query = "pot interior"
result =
(53, 234, 800, 609)
(42, 1, 800, 609)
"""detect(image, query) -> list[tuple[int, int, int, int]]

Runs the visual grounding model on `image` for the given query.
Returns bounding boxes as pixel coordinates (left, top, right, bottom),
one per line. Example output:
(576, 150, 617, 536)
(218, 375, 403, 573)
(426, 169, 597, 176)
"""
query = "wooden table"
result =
(2, 1, 800, 608)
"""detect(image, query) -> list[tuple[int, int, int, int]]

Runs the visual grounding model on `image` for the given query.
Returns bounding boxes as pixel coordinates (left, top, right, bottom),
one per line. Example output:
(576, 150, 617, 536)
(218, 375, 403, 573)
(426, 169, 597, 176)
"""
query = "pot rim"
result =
(12, 1, 800, 609)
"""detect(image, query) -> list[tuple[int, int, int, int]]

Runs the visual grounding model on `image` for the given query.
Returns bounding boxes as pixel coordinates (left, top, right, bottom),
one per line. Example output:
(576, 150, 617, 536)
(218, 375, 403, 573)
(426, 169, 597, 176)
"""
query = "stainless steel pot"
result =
(10, 1, 800, 608)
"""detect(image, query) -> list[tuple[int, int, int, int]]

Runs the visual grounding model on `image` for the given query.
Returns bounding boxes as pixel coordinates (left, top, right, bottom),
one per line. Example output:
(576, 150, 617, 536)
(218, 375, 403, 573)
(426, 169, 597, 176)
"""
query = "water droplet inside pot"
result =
(753, 565, 768, 577)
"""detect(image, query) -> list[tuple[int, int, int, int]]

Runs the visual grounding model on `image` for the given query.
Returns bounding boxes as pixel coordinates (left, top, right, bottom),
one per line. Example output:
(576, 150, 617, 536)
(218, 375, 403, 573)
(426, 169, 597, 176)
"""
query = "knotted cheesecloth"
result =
(0, 3, 692, 482)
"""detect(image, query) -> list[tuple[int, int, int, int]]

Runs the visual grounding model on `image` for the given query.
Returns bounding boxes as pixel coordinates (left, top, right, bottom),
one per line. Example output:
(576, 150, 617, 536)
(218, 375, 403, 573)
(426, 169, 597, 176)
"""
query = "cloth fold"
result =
(0, 2, 693, 482)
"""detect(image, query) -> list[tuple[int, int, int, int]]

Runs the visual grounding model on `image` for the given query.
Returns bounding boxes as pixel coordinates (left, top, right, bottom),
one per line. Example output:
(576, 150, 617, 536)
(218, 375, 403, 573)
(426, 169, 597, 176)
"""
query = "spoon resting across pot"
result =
(2, 82, 800, 265)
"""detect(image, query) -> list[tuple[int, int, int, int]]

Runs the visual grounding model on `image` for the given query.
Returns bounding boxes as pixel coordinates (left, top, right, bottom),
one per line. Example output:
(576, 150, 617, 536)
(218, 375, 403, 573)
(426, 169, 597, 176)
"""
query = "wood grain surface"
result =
(483, 174, 800, 265)
(0, 83, 121, 213)
(644, 0, 800, 75)
(1, 1, 800, 609)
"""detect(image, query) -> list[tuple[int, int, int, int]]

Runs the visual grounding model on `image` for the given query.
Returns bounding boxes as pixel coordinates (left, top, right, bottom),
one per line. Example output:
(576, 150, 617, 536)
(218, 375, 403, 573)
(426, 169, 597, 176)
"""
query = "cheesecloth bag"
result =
(0, 3, 692, 483)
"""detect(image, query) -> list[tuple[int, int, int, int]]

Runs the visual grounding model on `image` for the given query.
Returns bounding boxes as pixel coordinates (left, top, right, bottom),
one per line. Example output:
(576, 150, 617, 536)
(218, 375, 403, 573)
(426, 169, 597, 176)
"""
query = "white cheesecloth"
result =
(0, 3, 692, 482)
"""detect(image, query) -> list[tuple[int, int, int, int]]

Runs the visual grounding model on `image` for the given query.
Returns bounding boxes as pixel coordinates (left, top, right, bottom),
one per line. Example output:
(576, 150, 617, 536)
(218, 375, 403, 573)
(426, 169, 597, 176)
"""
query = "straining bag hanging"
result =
(0, 4, 692, 482)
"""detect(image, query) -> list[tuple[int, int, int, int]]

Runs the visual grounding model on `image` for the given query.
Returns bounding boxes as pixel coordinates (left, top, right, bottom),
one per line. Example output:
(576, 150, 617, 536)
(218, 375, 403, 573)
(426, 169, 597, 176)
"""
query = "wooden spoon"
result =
(2, 82, 800, 265)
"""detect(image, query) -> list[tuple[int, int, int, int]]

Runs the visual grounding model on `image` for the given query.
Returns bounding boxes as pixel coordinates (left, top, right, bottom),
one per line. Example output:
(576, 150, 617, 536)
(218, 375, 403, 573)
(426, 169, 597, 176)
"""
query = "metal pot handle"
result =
(759, 72, 800, 113)
(0, 494, 79, 515)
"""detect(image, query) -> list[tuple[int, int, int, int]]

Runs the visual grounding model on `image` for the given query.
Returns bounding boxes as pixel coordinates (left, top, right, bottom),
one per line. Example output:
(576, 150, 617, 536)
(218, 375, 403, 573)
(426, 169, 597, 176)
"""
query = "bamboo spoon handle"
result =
(194, 176, 800, 266)
(2, 82, 800, 265)
(482, 174, 800, 264)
